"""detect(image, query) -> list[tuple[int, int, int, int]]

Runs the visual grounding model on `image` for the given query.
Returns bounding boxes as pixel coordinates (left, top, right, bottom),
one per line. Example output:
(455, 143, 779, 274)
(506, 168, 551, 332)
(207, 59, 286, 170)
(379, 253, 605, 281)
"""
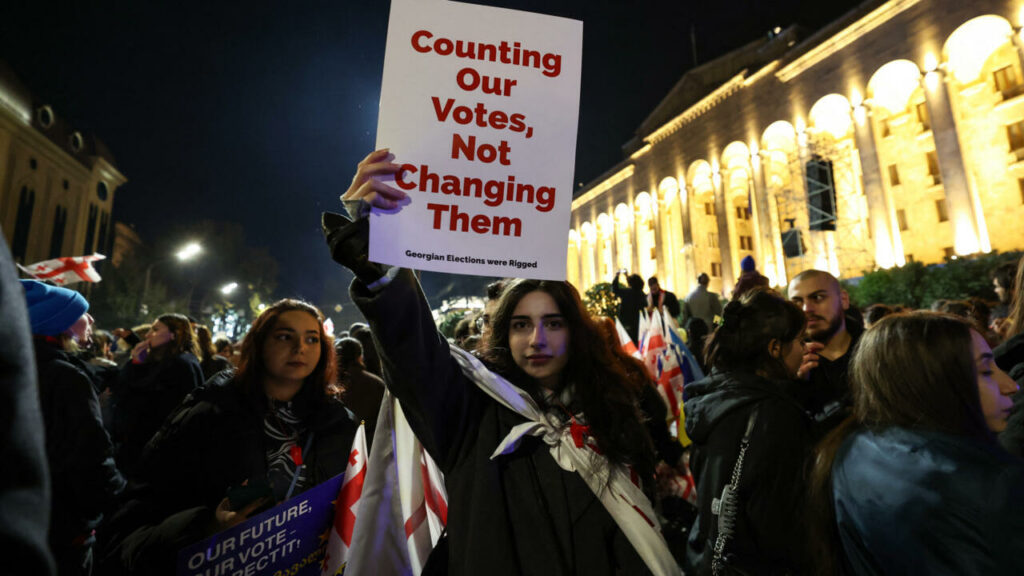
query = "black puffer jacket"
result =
(112, 352, 204, 475)
(34, 340, 125, 551)
(683, 370, 813, 575)
(98, 371, 358, 576)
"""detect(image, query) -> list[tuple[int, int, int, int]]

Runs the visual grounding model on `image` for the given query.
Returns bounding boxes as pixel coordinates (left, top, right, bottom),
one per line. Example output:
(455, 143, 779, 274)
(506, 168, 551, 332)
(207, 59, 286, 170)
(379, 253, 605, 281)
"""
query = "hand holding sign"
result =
(343, 149, 409, 211)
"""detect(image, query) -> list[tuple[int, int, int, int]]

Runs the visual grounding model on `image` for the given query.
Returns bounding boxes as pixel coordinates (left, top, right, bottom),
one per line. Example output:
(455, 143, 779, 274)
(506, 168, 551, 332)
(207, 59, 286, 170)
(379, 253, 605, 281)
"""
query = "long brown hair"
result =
(807, 312, 991, 572)
(196, 325, 217, 363)
(233, 299, 337, 408)
(150, 313, 200, 362)
(482, 280, 655, 483)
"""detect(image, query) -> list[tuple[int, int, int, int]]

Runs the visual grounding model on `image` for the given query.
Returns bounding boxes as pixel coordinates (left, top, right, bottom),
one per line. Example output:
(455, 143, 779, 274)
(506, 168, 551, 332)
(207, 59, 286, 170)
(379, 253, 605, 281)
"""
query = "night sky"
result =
(1, 0, 862, 325)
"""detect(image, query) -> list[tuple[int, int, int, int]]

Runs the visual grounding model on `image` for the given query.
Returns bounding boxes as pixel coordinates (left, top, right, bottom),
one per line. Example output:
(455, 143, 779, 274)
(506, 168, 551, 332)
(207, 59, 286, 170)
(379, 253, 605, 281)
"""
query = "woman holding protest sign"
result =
(99, 299, 358, 576)
(320, 149, 679, 575)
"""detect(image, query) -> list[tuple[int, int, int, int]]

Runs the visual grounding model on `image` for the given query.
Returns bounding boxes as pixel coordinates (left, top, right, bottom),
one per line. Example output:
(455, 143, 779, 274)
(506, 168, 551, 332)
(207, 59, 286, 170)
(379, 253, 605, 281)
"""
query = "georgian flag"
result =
(321, 423, 368, 576)
(18, 253, 105, 285)
(345, 392, 448, 576)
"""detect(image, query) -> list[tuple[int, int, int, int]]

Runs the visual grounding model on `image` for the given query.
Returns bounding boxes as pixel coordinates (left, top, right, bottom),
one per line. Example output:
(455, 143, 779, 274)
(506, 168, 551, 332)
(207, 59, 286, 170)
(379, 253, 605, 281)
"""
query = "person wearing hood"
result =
(22, 280, 125, 575)
(730, 256, 770, 301)
(683, 288, 812, 575)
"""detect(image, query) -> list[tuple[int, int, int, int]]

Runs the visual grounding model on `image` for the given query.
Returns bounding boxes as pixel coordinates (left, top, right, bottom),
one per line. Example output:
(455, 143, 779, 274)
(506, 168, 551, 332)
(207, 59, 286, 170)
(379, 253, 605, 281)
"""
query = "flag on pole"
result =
(18, 253, 106, 285)
(643, 309, 667, 378)
(322, 422, 368, 576)
(655, 349, 684, 422)
(614, 317, 641, 359)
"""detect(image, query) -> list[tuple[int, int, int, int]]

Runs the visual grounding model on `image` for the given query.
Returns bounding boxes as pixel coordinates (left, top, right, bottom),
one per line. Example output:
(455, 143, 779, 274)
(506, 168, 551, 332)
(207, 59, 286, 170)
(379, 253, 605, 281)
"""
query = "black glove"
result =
(321, 211, 390, 285)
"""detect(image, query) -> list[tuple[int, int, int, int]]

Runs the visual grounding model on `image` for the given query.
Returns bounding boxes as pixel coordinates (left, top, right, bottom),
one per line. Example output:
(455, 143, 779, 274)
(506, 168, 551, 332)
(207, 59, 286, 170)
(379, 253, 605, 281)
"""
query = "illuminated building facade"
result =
(0, 60, 126, 265)
(568, 0, 1024, 298)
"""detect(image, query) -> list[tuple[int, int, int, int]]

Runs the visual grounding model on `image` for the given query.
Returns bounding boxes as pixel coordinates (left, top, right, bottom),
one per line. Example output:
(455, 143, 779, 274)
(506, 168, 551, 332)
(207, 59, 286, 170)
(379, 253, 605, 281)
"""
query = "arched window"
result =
(12, 186, 35, 262)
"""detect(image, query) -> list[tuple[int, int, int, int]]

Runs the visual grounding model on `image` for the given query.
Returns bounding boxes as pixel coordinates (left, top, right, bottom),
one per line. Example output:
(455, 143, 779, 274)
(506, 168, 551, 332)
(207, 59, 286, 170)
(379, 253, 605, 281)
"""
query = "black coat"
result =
(98, 371, 358, 575)
(352, 269, 654, 575)
(833, 428, 1024, 575)
(683, 370, 813, 575)
(0, 236, 55, 575)
(34, 340, 126, 552)
(613, 274, 646, 343)
(112, 352, 204, 475)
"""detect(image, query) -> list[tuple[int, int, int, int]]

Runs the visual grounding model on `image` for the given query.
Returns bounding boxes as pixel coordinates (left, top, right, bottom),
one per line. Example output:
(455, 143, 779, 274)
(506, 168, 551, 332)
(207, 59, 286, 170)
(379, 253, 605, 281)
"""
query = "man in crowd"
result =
(683, 273, 722, 329)
(613, 270, 646, 343)
(788, 269, 863, 437)
(647, 276, 681, 319)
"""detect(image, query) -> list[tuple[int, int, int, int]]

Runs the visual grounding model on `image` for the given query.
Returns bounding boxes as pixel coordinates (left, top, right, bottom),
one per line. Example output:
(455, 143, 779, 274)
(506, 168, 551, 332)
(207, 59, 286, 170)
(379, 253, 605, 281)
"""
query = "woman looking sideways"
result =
(809, 312, 1022, 575)
(100, 299, 358, 576)
(682, 289, 813, 575)
(321, 149, 678, 575)
(112, 313, 203, 475)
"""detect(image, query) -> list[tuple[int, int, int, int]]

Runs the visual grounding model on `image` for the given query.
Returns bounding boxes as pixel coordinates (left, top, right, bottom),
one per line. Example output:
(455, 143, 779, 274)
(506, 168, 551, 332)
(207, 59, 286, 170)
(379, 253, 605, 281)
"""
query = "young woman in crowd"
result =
(196, 324, 233, 380)
(809, 312, 1022, 575)
(112, 313, 204, 475)
(320, 149, 677, 575)
(682, 289, 812, 575)
(99, 299, 358, 575)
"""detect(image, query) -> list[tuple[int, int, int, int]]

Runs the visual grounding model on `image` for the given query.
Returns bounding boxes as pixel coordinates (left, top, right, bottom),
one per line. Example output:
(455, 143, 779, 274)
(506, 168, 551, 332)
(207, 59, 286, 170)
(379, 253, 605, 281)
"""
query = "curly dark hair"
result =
(704, 288, 805, 379)
(481, 279, 655, 485)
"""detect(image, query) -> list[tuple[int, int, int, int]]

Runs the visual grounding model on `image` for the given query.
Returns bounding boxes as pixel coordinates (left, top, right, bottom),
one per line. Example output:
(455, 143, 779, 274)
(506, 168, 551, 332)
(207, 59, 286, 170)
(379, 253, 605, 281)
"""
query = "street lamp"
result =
(137, 241, 203, 318)
(220, 282, 238, 295)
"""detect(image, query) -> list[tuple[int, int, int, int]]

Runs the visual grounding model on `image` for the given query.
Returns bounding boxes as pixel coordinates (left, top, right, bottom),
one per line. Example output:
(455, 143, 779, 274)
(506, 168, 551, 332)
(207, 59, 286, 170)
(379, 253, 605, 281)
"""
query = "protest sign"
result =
(176, 473, 344, 576)
(370, 0, 583, 280)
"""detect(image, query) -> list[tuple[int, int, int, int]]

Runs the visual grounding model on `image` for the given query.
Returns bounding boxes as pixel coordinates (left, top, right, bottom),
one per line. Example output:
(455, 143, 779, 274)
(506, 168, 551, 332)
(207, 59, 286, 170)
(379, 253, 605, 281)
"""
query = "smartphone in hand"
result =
(226, 477, 274, 513)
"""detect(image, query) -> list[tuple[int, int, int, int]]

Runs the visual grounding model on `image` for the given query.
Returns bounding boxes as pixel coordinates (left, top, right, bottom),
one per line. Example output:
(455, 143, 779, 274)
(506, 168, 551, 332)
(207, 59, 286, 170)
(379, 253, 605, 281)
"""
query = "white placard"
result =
(370, 0, 583, 280)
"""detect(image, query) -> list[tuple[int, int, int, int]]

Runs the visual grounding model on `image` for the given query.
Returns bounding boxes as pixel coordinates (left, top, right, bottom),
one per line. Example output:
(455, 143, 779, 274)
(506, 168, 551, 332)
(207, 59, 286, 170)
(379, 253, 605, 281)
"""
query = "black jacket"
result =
(99, 371, 358, 575)
(833, 428, 1024, 575)
(112, 352, 204, 475)
(34, 340, 126, 549)
(683, 370, 813, 575)
(613, 274, 646, 343)
(352, 269, 654, 576)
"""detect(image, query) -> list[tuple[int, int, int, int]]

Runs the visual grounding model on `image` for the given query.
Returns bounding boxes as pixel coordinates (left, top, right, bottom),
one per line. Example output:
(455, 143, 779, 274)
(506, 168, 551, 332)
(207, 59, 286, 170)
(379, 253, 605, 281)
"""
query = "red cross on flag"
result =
(18, 253, 106, 285)
(321, 422, 367, 576)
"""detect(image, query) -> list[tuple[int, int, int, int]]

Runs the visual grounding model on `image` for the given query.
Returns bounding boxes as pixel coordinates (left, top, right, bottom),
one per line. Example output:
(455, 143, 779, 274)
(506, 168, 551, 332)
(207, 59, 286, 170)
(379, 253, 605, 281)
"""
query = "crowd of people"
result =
(1, 147, 1022, 575)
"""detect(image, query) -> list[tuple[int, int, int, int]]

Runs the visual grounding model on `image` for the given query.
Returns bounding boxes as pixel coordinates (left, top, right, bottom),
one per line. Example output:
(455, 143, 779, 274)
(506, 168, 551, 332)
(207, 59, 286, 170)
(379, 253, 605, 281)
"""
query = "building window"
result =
(735, 206, 751, 220)
(739, 235, 753, 250)
(943, 247, 955, 259)
(916, 102, 931, 132)
(62, 179, 69, 190)
(897, 209, 909, 231)
(880, 118, 892, 138)
(926, 151, 941, 185)
(704, 202, 714, 215)
(711, 262, 722, 277)
(84, 204, 98, 254)
(707, 232, 718, 248)
(12, 186, 35, 262)
(49, 206, 67, 258)
(994, 65, 1023, 99)
(97, 181, 109, 201)
(29, 157, 37, 170)
(650, 247, 657, 260)
(936, 199, 949, 222)
(1006, 120, 1024, 157)
(887, 164, 900, 186)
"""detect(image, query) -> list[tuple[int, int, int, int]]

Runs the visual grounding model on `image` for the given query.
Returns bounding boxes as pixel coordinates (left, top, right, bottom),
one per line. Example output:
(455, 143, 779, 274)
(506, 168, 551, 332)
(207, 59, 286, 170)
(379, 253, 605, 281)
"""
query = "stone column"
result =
(748, 153, 785, 285)
(923, 70, 983, 255)
(712, 167, 735, 289)
(852, 103, 901, 269)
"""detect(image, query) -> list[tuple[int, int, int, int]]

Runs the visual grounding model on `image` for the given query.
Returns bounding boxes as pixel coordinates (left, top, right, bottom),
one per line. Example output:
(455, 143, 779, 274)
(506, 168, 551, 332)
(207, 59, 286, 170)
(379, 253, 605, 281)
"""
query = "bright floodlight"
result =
(176, 242, 202, 261)
(220, 282, 238, 295)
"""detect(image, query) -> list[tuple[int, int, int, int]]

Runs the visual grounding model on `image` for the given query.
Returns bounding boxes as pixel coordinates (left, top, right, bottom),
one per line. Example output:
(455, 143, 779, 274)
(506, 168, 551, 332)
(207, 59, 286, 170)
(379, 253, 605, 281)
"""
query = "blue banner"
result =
(177, 473, 344, 576)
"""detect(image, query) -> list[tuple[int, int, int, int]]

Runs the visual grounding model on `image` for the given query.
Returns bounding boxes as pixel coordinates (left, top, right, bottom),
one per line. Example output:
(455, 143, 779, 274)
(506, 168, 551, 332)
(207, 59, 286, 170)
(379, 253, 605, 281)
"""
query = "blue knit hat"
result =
(740, 255, 756, 272)
(21, 280, 89, 336)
